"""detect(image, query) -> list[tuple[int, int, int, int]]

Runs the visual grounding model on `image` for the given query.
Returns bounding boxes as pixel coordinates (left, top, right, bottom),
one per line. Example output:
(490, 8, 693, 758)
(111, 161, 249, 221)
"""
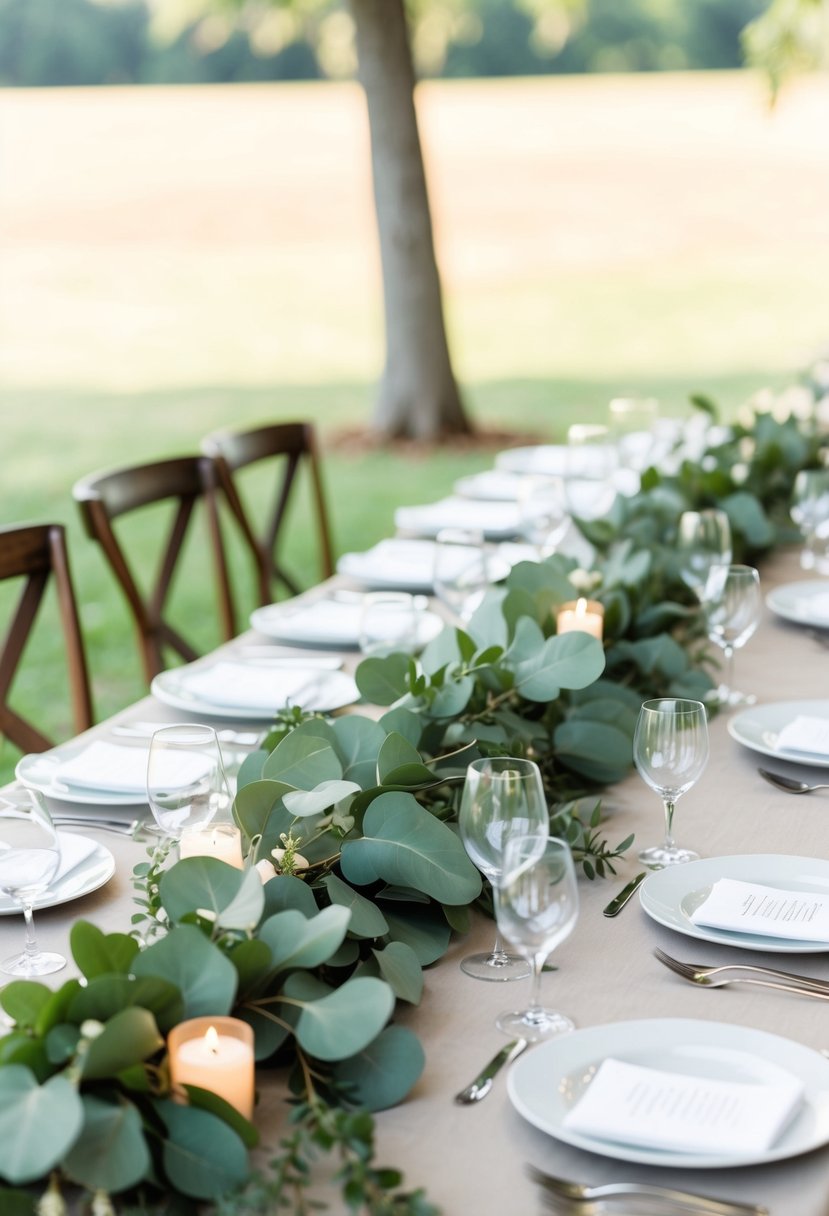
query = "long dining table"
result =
(4, 543, 829, 1216)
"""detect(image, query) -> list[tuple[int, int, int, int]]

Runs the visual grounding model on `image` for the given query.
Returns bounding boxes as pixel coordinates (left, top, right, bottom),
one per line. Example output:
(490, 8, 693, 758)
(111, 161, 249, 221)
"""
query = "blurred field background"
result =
(1, 69, 829, 776)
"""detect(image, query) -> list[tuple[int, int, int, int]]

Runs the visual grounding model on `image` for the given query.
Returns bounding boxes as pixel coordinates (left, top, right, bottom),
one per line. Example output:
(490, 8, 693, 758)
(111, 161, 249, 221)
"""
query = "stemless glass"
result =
(0, 787, 65, 976)
(146, 724, 232, 843)
(791, 469, 829, 572)
(676, 509, 733, 602)
(432, 527, 489, 624)
(705, 564, 762, 708)
(458, 757, 549, 981)
(494, 835, 579, 1041)
(634, 698, 709, 869)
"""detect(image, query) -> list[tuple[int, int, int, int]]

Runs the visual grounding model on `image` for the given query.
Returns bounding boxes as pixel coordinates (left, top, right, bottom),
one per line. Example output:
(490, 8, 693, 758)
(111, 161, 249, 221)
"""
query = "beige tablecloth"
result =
(5, 548, 829, 1216)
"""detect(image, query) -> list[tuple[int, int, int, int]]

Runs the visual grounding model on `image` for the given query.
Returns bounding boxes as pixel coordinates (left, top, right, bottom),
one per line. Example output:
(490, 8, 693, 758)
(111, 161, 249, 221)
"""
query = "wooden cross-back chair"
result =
(201, 421, 334, 622)
(73, 455, 234, 685)
(0, 522, 93, 753)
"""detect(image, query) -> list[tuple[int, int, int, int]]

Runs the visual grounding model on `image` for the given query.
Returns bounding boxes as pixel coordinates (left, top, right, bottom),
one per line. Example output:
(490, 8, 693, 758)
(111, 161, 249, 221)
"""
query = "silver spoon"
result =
(758, 767, 829, 795)
(454, 1038, 528, 1104)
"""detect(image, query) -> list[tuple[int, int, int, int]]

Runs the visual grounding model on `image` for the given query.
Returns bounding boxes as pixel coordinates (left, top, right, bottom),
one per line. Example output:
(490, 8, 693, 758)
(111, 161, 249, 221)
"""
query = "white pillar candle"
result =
(168, 1017, 255, 1120)
(556, 597, 604, 640)
(179, 823, 244, 869)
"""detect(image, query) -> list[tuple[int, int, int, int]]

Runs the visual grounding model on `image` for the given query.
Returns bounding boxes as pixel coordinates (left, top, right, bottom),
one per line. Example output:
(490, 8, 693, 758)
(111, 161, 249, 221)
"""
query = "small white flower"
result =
(79, 1019, 105, 1040)
(271, 847, 310, 872)
(731, 462, 749, 485)
(37, 1177, 66, 1216)
(91, 1190, 116, 1216)
(569, 568, 601, 593)
(195, 907, 217, 922)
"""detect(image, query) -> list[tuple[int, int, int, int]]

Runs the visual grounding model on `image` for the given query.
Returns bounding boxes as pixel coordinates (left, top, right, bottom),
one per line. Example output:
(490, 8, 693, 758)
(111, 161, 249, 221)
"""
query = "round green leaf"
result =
(70, 922, 138, 980)
(283, 779, 360, 817)
(263, 732, 342, 787)
(371, 941, 423, 1005)
(132, 924, 238, 1018)
(322, 873, 389, 939)
(215, 868, 265, 932)
(80, 1007, 163, 1080)
(0, 983, 50, 1030)
(333, 1025, 425, 1111)
(0, 1067, 83, 1184)
(159, 857, 247, 925)
(285, 974, 394, 1061)
(340, 792, 481, 905)
(354, 654, 410, 705)
(68, 974, 184, 1035)
(261, 873, 318, 919)
(158, 1100, 249, 1200)
(258, 905, 351, 973)
(63, 1095, 150, 1192)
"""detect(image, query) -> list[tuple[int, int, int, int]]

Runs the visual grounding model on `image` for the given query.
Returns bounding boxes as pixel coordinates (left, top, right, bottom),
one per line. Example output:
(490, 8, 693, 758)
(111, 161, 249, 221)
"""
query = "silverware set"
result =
(654, 946, 829, 1000)
(529, 1166, 768, 1215)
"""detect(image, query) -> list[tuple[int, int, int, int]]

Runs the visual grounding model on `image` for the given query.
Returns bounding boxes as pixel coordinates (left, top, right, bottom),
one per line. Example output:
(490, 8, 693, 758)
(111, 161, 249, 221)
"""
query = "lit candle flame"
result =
(205, 1025, 219, 1055)
(575, 597, 587, 617)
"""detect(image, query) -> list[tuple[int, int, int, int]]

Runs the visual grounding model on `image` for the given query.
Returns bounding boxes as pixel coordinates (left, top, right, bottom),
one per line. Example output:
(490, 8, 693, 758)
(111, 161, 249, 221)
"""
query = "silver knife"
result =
(454, 1038, 528, 1104)
(603, 871, 647, 917)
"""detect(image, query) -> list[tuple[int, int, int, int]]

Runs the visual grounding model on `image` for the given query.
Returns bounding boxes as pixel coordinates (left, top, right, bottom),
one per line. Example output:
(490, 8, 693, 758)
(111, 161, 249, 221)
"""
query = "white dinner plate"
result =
(394, 497, 522, 540)
(728, 699, 829, 768)
(766, 580, 829, 628)
(0, 834, 116, 916)
(251, 595, 443, 650)
(151, 664, 359, 719)
(508, 1018, 829, 1168)
(336, 538, 531, 593)
(17, 741, 149, 807)
(453, 470, 530, 501)
(640, 854, 829, 953)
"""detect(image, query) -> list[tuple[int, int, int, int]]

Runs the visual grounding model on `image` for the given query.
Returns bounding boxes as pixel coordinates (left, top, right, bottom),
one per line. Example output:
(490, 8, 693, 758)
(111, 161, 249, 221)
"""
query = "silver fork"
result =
(529, 1166, 768, 1215)
(654, 946, 829, 998)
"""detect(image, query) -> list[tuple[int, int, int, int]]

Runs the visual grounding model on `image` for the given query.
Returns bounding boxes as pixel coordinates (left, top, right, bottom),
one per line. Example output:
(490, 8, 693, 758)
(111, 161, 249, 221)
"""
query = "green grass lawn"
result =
(1, 72, 828, 780)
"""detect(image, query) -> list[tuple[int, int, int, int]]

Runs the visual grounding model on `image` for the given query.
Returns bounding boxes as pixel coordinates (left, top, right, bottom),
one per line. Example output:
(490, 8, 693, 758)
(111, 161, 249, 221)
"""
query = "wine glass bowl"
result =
(0, 787, 65, 977)
(518, 476, 569, 557)
(146, 724, 232, 843)
(791, 470, 829, 572)
(705, 564, 762, 708)
(676, 509, 733, 602)
(494, 835, 579, 1041)
(432, 528, 489, 624)
(458, 757, 549, 981)
(358, 591, 419, 657)
(633, 698, 709, 869)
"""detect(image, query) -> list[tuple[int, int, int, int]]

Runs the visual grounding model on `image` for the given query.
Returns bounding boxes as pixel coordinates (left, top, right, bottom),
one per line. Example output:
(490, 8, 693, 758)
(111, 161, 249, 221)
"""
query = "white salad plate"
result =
(393, 496, 522, 540)
(0, 833, 116, 916)
(152, 662, 359, 719)
(766, 580, 829, 628)
(728, 699, 829, 768)
(251, 594, 443, 650)
(508, 1018, 829, 1168)
(17, 740, 149, 807)
(640, 854, 829, 953)
(336, 538, 530, 593)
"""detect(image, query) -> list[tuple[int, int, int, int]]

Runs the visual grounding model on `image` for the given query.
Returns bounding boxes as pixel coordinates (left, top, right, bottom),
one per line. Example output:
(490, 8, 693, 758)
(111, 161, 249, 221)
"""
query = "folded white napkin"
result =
(776, 715, 829, 757)
(690, 877, 829, 942)
(454, 470, 529, 502)
(54, 831, 100, 881)
(394, 497, 522, 539)
(55, 740, 211, 795)
(563, 1057, 804, 1155)
(495, 446, 570, 476)
(338, 539, 439, 588)
(256, 598, 363, 645)
(177, 661, 322, 710)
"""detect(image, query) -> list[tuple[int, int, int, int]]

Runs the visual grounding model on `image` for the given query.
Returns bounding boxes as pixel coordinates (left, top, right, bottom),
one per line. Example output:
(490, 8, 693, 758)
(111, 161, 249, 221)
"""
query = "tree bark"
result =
(349, 0, 471, 440)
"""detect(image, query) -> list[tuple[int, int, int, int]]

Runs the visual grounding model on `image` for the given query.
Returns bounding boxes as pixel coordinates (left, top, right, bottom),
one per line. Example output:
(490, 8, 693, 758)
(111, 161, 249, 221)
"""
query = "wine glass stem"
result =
(662, 798, 676, 850)
(525, 954, 547, 1024)
(22, 904, 40, 960)
(723, 643, 735, 696)
(490, 929, 510, 964)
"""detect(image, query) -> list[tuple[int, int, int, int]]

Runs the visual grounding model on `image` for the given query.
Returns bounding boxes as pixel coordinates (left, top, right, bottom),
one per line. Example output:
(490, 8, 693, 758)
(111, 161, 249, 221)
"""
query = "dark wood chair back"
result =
(201, 421, 334, 612)
(0, 522, 93, 752)
(73, 456, 234, 683)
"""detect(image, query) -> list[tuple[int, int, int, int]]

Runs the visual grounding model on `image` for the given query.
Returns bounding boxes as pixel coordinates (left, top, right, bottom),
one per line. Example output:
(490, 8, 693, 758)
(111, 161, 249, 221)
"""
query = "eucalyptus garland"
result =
(0, 386, 825, 1215)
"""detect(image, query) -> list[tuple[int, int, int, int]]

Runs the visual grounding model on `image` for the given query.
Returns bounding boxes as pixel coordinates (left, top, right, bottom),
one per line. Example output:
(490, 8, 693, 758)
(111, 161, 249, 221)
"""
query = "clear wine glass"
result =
(458, 757, 549, 981)
(494, 835, 579, 1041)
(565, 424, 619, 520)
(146, 724, 232, 845)
(705, 564, 762, 708)
(0, 787, 65, 976)
(518, 476, 569, 557)
(676, 509, 733, 602)
(608, 395, 659, 472)
(358, 591, 419, 657)
(432, 527, 489, 624)
(633, 698, 709, 869)
(791, 470, 829, 572)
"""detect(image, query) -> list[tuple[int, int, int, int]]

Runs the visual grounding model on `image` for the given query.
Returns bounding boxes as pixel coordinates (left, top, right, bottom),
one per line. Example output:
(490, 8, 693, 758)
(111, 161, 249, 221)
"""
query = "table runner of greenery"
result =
(0, 387, 826, 1215)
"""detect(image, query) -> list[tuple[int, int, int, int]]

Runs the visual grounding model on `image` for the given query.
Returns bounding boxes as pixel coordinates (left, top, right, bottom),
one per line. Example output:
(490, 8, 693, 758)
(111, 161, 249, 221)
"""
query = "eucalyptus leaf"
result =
(264, 732, 343, 787)
(0, 983, 50, 1031)
(330, 714, 388, 786)
(160, 857, 247, 925)
(235, 748, 268, 790)
(132, 925, 238, 1018)
(80, 1007, 163, 1080)
(0, 1068, 83, 1184)
(284, 973, 394, 1061)
(233, 779, 295, 842)
(259, 905, 351, 973)
(376, 707, 423, 751)
(283, 778, 360, 817)
(68, 975, 183, 1036)
(322, 873, 389, 938)
(158, 1100, 249, 1200)
(63, 1095, 150, 1192)
(261, 873, 319, 918)
(215, 868, 266, 932)
(70, 922, 139, 980)
(340, 792, 481, 905)
(354, 654, 410, 705)
(380, 906, 452, 965)
(333, 1025, 425, 1112)
(371, 942, 423, 1005)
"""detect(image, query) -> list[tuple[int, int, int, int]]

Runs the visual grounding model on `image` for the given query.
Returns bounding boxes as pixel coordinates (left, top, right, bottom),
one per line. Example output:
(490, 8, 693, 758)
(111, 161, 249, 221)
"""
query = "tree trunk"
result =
(349, 0, 471, 440)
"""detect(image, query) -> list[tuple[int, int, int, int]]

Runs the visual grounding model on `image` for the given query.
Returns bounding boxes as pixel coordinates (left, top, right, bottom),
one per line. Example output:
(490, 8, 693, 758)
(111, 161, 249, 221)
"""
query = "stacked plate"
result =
(151, 658, 359, 719)
(251, 592, 443, 651)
